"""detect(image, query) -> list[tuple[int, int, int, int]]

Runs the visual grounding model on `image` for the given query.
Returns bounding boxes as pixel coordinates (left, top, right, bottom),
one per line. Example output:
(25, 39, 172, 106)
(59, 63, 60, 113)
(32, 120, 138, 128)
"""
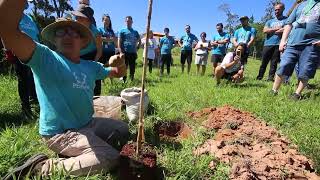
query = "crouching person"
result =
(0, 0, 129, 178)
(215, 43, 247, 85)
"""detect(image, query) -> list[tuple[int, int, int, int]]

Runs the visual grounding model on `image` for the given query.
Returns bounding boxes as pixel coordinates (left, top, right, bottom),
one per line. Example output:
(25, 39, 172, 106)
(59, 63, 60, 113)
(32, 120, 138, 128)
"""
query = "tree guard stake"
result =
(136, 0, 153, 155)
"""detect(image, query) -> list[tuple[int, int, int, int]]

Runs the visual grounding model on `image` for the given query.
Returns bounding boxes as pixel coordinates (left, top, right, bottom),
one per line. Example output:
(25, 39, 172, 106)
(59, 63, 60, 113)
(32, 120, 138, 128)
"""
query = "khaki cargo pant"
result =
(41, 117, 129, 176)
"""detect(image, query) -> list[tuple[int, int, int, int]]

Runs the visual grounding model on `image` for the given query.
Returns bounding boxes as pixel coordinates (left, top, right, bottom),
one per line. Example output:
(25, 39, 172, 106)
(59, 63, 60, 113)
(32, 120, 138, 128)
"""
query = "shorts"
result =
(195, 54, 208, 65)
(180, 50, 193, 65)
(211, 54, 224, 63)
(276, 44, 320, 81)
(222, 71, 238, 80)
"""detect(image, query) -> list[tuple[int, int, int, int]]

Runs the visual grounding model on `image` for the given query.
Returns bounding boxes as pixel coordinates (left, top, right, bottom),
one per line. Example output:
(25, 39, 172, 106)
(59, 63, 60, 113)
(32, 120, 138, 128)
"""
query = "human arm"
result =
(0, 0, 36, 62)
(279, 24, 293, 52)
(312, 40, 320, 47)
(247, 28, 256, 48)
(221, 53, 240, 70)
(118, 31, 124, 54)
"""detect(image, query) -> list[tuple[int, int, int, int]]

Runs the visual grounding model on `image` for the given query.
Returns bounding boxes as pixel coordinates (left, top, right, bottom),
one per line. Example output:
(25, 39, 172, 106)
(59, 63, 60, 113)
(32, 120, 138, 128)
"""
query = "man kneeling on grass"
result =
(214, 43, 247, 85)
(0, 0, 129, 178)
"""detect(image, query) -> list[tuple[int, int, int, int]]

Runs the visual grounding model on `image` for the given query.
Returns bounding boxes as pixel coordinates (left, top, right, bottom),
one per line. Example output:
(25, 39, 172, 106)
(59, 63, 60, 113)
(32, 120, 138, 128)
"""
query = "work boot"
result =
(3, 153, 48, 180)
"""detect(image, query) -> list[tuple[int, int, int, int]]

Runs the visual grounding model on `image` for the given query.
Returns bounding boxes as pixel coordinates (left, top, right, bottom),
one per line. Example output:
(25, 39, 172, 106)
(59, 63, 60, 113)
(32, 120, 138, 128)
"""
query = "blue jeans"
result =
(277, 45, 320, 81)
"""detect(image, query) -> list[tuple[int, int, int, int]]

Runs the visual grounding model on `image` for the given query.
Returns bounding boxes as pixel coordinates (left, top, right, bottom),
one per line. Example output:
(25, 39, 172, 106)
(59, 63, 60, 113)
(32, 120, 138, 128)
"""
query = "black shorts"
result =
(222, 71, 238, 80)
(211, 54, 224, 63)
(180, 50, 193, 65)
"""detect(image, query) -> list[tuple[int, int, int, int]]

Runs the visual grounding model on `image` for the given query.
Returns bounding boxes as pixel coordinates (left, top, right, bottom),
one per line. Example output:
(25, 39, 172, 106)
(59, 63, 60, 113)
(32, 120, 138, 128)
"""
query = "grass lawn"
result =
(0, 50, 319, 179)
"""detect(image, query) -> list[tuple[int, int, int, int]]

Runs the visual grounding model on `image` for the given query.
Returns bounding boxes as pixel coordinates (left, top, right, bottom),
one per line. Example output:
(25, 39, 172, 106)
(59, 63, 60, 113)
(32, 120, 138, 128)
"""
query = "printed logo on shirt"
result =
(298, 3, 320, 24)
(72, 72, 89, 90)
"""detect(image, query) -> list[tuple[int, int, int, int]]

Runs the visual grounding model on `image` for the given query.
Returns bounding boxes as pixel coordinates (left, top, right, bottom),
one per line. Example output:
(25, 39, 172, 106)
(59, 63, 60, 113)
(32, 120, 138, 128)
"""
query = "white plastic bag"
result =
(93, 96, 122, 120)
(120, 87, 149, 122)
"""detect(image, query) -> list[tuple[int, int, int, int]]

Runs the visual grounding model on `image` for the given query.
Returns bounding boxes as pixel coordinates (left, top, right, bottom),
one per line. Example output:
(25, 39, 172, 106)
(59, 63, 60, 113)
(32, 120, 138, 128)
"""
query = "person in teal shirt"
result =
(272, 0, 320, 100)
(179, 25, 198, 74)
(160, 27, 175, 76)
(232, 16, 257, 64)
(96, 14, 116, 95)
(257, 2, 287, 81)
(118, 16, 141, 82)
(211, 23, 230, 76)
(0, 0, 128, 177)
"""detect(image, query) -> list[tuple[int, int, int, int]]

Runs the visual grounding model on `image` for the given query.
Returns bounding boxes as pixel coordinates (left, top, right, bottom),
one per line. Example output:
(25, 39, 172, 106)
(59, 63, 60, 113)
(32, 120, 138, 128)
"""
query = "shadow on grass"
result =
(0, 112, 34, 131)
(231, 81, 268, 88)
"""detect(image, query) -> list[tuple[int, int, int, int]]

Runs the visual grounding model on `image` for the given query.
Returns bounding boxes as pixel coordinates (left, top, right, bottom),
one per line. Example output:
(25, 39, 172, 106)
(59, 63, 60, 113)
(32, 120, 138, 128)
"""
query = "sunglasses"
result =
(55, 27, 81, 38)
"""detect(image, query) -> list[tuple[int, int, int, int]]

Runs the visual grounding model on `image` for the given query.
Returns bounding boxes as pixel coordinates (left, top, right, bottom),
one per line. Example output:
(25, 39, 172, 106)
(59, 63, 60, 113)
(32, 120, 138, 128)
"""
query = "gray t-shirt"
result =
(287, 0, 320, 46)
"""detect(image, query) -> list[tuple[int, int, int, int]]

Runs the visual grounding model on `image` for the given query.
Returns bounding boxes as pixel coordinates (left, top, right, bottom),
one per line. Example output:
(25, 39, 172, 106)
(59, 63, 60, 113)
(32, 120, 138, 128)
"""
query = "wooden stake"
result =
(136, 0, 153, 155)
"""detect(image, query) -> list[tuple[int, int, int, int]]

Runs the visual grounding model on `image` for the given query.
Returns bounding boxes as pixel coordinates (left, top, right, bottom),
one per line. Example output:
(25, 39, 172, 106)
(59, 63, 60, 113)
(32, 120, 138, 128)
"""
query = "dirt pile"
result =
(192, 106, 319, 180)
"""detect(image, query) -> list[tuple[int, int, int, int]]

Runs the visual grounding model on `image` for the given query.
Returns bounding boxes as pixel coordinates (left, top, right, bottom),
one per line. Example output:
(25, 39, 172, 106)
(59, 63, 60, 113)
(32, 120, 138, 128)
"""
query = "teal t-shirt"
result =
(234, 26, 257, 44)
(264, 16, 287, 46)
(180, 33, 198, 51)
(287, 0, 320, 46)
(160, 36, 175, 55)
(80, 25, 100, 56)
(119, 28, 140, 53)
(19, 14, 39, 42)
(98, 27, 116, 53)
(212, 32, 230, 55)
(27, 43, 111, 135)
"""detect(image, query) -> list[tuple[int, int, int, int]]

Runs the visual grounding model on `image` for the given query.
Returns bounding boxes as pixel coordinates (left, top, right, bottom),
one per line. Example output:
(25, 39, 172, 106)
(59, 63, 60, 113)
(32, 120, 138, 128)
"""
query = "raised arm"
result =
(118, 31, 124, 54)
(0, 0, 36, 62)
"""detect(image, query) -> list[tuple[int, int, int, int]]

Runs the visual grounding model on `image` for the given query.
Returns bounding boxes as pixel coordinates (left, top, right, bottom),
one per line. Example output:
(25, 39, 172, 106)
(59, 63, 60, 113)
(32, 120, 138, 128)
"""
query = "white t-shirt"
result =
(142, 38, 158, 60)
(195, 40, 209, 55)
(220, 52, 243, 73)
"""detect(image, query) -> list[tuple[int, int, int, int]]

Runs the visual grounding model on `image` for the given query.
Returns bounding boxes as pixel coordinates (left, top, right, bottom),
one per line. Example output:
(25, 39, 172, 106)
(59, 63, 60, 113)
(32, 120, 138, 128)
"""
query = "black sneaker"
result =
(256, 76, 263, 80)
(269, 89, 278, 96)
(3, 153, 48, 180)
(290, 93, 302, 101)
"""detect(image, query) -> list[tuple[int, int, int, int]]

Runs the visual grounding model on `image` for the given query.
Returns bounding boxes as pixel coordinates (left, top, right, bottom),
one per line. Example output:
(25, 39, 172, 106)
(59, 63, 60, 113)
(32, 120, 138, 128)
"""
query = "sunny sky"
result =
(69, 0, 296, 38)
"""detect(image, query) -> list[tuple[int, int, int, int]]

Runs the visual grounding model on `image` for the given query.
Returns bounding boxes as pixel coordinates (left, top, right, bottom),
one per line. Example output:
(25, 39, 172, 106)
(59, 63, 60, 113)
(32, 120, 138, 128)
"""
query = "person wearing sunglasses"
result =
(0, 0, 128, 178)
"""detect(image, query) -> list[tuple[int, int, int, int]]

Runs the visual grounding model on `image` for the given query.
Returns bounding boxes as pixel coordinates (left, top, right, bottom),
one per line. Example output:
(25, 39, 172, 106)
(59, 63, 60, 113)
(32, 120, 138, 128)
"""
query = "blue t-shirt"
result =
(80, 25, 100, 56)
(180, 33, 198, 51)
(264, 16, 288, 46)
(119, 28, 140, 53)
(160, 36, 175, 55)
(287, 0, 320, 46)
(234, 26, 257, 44)
(27, 43, 111, 135)
(98, 27, 116, 53)
(212, 32, 230, 55)
(19, 14, 39, 42)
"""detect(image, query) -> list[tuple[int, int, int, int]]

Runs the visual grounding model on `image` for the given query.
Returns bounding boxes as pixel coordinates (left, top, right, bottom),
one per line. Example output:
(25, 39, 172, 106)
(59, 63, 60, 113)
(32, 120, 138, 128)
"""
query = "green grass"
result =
(0, 51, 319, 179)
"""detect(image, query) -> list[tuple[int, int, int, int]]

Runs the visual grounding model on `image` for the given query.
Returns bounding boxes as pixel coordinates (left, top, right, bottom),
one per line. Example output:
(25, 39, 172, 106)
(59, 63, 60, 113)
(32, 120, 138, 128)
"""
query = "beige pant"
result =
(41, 118, 129, 176)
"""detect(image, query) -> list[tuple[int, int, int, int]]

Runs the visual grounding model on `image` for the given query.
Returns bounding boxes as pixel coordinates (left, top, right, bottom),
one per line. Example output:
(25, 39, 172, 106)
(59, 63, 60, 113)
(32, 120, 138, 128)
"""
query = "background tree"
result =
(218, 3, 239, 35)
(29, 0, 73, 29)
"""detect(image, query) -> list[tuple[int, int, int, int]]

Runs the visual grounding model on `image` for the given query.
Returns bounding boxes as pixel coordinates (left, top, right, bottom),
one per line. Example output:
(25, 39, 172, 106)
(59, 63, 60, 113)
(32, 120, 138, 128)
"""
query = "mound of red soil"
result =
(193, 106, 319, 180)
(119, 143, 157, 180)
(154, 121, 193, 140)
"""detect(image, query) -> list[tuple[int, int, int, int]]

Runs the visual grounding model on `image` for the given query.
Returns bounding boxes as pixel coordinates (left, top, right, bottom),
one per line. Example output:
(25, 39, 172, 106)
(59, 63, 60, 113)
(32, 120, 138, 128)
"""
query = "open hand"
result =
(312, 40, 320, 47)
(109, 54, 125, 67)
(279, 41, 287, 52)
